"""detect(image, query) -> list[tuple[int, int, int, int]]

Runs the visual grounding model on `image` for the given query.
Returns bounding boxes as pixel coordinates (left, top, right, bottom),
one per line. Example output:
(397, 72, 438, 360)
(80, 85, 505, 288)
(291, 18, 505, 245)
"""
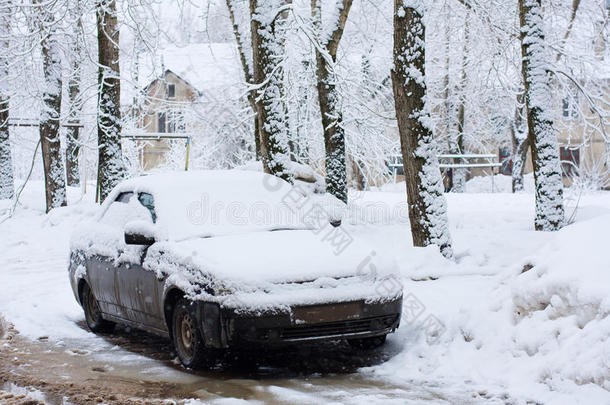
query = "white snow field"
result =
(1, 175, 610, 404)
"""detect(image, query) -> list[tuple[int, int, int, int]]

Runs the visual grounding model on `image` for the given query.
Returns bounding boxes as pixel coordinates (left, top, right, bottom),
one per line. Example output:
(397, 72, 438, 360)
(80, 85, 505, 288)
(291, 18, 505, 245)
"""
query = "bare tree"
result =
(452, 9, 470, 193)
(38, 0, 67, 212)
(66, 1, 83, 187)
(511, 92, 528, 192)
(0, 1, 13, 200)
(441, 5, 461, 192)
(311, 0, 353, 203)
(226, 0, 261, 160)
(96, 0, 126, 202)
(249, 0, 293, 183)
(518, 0, 564, 230)
(391, 1, 452, 257)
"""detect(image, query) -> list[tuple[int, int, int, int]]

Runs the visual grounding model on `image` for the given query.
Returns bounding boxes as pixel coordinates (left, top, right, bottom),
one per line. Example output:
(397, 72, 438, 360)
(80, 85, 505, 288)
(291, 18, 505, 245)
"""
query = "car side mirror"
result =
(124, 221, 156, 246)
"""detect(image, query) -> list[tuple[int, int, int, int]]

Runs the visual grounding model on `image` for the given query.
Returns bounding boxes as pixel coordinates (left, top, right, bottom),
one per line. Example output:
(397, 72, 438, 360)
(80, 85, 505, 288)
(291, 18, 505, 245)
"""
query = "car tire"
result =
(82, 283, 115, 333)
(347, 334, 387, 350)
(172, 298, 217, 369)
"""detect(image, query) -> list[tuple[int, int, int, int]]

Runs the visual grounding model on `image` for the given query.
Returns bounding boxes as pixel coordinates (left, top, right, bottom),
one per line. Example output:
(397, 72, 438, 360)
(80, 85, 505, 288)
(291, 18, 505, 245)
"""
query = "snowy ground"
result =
(1, 175, 609, 404)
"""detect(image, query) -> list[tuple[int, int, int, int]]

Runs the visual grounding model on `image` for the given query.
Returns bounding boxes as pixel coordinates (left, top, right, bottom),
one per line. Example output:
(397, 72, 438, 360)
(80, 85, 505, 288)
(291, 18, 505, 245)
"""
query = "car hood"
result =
(146, 228, 398, 288)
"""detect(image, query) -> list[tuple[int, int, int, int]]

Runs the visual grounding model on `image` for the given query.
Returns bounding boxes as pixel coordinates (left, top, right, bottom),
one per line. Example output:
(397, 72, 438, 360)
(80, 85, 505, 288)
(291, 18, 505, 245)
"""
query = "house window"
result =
(167, 84, 175, 98)
(387, 155, 403, 176)
(157, 112, 166, 133)
(167, 114, 175, 133)
(166, 110, 185, 133)
(560, 146, 580, 177)
(176, 112, 186, 132)
(562, 96, 578, 119)
(499, 147, 512, 175)
(562, 98, 570, 117)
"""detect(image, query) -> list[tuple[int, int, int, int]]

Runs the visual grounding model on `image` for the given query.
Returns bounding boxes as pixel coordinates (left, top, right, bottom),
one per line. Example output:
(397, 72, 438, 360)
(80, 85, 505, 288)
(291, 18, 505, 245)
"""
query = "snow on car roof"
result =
(102, 170, 311, 241)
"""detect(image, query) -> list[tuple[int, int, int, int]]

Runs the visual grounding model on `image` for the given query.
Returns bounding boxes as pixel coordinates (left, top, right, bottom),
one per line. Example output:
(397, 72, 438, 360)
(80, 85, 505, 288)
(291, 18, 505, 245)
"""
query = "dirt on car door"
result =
(87, 254, 122, 317)
(115, 256, 166, 332)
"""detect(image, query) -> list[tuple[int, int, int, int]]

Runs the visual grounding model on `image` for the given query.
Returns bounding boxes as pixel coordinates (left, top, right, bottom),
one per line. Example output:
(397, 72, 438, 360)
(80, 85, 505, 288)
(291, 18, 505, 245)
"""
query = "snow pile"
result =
(511, 214, 610, 390)
(367, 204, 610, 402)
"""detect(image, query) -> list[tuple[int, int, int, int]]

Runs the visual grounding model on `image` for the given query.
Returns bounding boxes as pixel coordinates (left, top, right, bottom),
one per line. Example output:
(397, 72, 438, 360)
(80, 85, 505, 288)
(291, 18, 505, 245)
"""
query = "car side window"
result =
(115, 192, 134, 203)
(138, 193, 157, 223)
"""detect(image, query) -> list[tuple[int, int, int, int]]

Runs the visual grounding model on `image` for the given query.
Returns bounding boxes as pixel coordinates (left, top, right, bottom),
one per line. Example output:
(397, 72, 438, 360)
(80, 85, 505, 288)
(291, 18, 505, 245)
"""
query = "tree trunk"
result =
(249, 0, 293, 183)
(0, 99, 11, 200)
(0, 2, 13, 200)
(350, 156, 365, 190)
(38, 1, 67, 212)
(392, 2, 452, 257)
(97, 0, 126, 202)
(518, 0, 564, 231)
(66, 6, 82, 187)
(311, 0, 352, 204)
(294, 59, 312, 163)
(226, 0, 261, 160)
(511, 93, 528, 192)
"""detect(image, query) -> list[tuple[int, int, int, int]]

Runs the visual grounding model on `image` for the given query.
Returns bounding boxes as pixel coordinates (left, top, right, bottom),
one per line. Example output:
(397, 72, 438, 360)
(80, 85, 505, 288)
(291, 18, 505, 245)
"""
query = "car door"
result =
(87, 191, 135, 318)
(114, 192, 166, 331)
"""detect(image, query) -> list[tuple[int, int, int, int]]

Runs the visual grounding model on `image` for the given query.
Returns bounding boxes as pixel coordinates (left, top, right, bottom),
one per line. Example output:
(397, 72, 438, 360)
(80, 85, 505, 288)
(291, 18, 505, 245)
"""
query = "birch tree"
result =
(0, 1, 13, 200)
(38, 0, 67, 212)
(391, 0, 452, 257)
(518, 0, 564, 231)
(249, 0, 293, 183)
(97, 0, 126, 201)
(311, 0, 353, 203)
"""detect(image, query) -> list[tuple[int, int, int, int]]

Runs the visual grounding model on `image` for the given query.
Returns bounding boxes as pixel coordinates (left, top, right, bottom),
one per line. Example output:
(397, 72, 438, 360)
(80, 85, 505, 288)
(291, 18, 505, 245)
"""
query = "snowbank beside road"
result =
(511, 214, 610, 392)
(364, 191, 610, 402)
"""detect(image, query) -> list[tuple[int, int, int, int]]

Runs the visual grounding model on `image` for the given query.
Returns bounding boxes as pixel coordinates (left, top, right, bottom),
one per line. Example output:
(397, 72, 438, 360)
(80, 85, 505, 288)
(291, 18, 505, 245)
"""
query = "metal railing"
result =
(388, 153, 502, 192)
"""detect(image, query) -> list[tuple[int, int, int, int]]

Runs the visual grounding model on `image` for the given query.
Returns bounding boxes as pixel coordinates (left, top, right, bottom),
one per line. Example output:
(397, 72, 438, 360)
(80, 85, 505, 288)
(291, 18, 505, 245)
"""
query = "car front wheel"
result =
(172, 298, 217, 369)
(82, 283, 115, 333)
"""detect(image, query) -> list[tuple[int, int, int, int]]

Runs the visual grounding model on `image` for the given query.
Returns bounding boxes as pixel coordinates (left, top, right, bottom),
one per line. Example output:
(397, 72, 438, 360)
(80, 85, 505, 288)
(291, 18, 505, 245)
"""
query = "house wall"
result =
(553, 86, 610, 187)
(137, 71, 198, 171)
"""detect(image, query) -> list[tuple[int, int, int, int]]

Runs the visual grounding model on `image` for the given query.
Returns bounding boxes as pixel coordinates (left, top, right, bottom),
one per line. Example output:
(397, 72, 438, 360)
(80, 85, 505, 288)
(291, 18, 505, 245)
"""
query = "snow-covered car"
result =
(68, 171, 403, 368)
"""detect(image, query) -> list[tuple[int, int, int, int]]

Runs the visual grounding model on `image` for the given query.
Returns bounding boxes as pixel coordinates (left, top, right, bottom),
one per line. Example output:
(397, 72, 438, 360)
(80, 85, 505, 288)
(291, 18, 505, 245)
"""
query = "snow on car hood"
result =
(145, 227, 398, 287)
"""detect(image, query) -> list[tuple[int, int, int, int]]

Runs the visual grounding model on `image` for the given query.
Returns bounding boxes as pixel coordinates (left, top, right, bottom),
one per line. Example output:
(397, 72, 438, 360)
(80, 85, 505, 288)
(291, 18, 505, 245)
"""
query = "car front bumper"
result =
(196, 297, 402, 348)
